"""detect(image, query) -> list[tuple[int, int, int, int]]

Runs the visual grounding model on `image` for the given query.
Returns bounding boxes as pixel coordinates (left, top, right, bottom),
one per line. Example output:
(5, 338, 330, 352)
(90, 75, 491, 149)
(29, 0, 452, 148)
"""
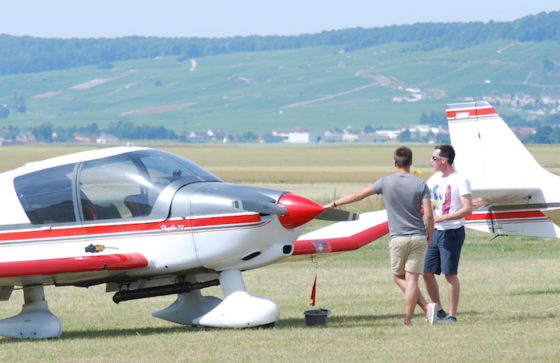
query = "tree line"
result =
(1, 11, 559, 76)
(3, 112, 558, 144)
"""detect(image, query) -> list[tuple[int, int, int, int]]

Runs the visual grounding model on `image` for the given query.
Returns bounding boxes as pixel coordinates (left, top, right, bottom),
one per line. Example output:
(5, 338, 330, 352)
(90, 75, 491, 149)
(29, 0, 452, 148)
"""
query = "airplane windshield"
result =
(14, 149, 221, 225)
(79, 149, 221, 220)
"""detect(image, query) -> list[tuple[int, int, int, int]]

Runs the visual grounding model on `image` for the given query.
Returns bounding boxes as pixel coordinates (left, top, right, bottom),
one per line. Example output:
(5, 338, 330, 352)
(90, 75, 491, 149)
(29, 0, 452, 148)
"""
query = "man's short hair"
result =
(435, 144, 455, 164)
(394, 146, 413, 168)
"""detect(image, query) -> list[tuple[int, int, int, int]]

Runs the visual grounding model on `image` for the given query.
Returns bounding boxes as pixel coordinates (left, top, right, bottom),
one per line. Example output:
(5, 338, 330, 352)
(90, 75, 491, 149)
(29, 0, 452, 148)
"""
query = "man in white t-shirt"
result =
(423, 144, 472, 323)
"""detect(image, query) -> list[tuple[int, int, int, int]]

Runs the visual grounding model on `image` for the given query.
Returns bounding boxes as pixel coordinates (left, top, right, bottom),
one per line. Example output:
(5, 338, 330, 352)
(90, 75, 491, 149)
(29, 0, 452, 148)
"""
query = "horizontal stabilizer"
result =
(542, 208, 560, 228)
(289, 210, 389, 258)
(471, 187, 540, 209)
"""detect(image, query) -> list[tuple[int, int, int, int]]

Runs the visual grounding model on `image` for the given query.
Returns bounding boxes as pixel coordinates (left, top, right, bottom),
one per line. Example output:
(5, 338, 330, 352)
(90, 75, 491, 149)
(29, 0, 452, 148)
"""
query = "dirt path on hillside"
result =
(280, 82, 378, 109)
(120, 102, 195, 116)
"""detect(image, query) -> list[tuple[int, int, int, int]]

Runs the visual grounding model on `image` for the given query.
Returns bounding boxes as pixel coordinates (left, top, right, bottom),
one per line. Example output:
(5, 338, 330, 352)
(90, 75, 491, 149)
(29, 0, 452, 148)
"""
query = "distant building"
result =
(375, 130, 401, 140)
(356, 133, 391, 142)
(271, 130, 289, 141)
(15, 131, 36, 144)
(340, 128, 359, 142)
(405, 125, 443, 137)
(207, 129, 225, 140)
(185, 131, 208, 141)
(323, 127, 400, 143)
(287, 128, 321, 143)
(96, 133, 119, 144)
(323, 128, 343, 143)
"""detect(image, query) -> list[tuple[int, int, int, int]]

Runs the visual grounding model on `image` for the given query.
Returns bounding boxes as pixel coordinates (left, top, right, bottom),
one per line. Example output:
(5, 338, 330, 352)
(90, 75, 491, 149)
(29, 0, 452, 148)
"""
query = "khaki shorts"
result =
(389, 235, 428, 275)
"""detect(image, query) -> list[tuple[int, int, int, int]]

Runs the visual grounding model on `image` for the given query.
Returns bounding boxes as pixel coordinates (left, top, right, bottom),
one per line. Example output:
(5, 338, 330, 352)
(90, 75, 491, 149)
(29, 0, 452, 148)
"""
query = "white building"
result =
(287, 129, 321, 143)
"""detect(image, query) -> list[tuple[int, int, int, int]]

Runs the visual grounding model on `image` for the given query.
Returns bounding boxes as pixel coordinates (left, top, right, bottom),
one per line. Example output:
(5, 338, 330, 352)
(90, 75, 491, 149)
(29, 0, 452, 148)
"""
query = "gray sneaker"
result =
(426, 303, 438, 325)
(437, 309, 448, 320)
(444, 316, 457, 323)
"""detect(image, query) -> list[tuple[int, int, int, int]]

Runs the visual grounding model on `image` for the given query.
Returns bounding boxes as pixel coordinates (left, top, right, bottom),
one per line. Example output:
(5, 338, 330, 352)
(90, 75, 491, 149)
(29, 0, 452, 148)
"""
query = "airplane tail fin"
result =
(447, 101, 560, 239)
(446, 101, 551, 190)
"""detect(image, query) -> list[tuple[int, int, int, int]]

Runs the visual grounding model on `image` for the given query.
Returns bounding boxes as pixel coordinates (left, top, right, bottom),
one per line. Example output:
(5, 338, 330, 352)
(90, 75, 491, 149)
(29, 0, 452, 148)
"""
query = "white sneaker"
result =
(427, 303, 438, 326)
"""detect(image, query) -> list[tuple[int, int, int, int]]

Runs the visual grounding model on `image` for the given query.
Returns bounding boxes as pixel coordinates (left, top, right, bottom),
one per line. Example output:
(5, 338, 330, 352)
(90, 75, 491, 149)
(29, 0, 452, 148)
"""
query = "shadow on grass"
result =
(509, 288, 560, 296)
(275, 310, 482, 328)
(0, 325, 219, 344)
(0, 310, 487, 343)
(278, 313, 403, 328)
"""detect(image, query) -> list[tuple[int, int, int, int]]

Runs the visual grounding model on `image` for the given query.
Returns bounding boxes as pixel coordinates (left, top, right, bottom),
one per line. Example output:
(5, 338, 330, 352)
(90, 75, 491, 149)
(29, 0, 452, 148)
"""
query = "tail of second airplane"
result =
(446, 101, 560, 238)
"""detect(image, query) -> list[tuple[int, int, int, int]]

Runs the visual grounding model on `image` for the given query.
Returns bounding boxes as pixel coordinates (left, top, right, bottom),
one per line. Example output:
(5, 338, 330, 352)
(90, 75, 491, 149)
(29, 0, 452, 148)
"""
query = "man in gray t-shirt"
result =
(373, 173, 431, 237)
(324, 146, 434, 326)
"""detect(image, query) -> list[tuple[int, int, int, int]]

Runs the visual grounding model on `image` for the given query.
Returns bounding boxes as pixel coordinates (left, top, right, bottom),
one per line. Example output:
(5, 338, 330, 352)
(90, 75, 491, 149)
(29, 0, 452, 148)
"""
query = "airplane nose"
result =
(277, 193, 324, 229)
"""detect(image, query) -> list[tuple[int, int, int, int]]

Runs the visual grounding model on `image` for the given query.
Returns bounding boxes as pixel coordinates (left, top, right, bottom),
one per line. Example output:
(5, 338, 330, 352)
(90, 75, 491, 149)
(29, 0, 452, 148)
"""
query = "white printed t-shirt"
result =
(427, 170, 471, 230)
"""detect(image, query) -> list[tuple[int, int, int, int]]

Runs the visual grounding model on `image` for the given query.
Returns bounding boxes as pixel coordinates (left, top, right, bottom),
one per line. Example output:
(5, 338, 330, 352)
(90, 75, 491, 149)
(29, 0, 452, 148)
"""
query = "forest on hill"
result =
(1, 11, 559, 76)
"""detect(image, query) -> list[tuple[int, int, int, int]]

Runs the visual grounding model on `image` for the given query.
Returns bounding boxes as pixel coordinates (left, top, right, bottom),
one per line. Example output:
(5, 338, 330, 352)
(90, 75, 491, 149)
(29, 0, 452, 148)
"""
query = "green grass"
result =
(0, 232, 559, 361)
(0, 144, 559, 360)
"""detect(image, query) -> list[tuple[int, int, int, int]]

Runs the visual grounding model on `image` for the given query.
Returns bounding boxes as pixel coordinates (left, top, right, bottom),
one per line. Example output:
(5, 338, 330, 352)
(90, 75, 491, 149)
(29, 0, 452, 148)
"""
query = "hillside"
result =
(1, 11, 559, 76)
(1, 13, 560, 136)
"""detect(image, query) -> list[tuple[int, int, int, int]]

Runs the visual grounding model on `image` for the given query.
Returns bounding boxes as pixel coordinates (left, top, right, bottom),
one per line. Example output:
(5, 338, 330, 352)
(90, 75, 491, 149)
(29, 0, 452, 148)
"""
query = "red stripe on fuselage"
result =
(0, 253, 148, 278)
(467, 210, 545, 221)
(0, 214, 262, 243)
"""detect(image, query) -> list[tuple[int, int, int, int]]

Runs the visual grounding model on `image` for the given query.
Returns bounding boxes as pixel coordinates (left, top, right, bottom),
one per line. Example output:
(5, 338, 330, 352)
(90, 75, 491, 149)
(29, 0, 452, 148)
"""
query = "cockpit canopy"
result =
(14, 149, 221, 225)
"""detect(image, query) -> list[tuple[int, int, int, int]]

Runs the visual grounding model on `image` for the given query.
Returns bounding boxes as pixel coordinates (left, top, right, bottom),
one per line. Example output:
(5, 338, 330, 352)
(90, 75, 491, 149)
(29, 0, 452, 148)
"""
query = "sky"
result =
(2, 0, 559, 39)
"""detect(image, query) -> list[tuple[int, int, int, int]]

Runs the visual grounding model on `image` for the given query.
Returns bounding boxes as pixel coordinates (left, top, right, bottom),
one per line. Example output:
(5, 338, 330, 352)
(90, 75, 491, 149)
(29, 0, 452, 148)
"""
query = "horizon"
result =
(2, 12, 558, 41)
(1, 1, 559, 39)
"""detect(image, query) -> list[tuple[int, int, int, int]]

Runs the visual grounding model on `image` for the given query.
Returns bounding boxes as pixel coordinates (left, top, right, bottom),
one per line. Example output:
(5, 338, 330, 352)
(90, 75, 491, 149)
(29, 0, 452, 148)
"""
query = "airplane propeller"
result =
(316, 208, 359, 222)
(232, 195, 358, 224)
(232, 200, 287, 215)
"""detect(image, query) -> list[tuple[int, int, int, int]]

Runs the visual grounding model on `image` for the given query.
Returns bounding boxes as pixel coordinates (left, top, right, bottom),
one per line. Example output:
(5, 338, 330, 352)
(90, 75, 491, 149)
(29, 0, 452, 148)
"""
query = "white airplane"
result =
(447, 101, 560, 239)
(0, 146, 389, 339)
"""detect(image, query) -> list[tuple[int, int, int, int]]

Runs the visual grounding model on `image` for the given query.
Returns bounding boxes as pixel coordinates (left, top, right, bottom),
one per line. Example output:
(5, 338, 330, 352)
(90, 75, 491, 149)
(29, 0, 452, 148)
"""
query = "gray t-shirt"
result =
(372, 173, 431, 237)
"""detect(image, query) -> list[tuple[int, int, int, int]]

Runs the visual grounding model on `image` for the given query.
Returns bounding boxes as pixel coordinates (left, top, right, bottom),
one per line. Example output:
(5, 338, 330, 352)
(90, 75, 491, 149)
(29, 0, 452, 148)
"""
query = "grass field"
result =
(2, 143, 560, 183)
(0, 144, 559, 361)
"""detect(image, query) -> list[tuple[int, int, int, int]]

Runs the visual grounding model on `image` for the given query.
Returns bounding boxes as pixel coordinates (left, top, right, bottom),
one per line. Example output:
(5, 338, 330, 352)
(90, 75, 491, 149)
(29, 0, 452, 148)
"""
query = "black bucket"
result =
(304, 309, 331, 326)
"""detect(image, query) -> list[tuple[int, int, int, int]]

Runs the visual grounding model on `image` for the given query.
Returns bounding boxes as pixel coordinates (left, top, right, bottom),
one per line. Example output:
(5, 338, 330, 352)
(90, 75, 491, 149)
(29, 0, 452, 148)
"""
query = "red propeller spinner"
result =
(277, 193, 324, 229)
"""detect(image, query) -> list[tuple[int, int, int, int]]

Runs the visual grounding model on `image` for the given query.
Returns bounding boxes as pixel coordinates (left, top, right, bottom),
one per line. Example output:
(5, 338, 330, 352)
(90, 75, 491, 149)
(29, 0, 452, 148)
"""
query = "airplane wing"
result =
(287, 210, 389, 260)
